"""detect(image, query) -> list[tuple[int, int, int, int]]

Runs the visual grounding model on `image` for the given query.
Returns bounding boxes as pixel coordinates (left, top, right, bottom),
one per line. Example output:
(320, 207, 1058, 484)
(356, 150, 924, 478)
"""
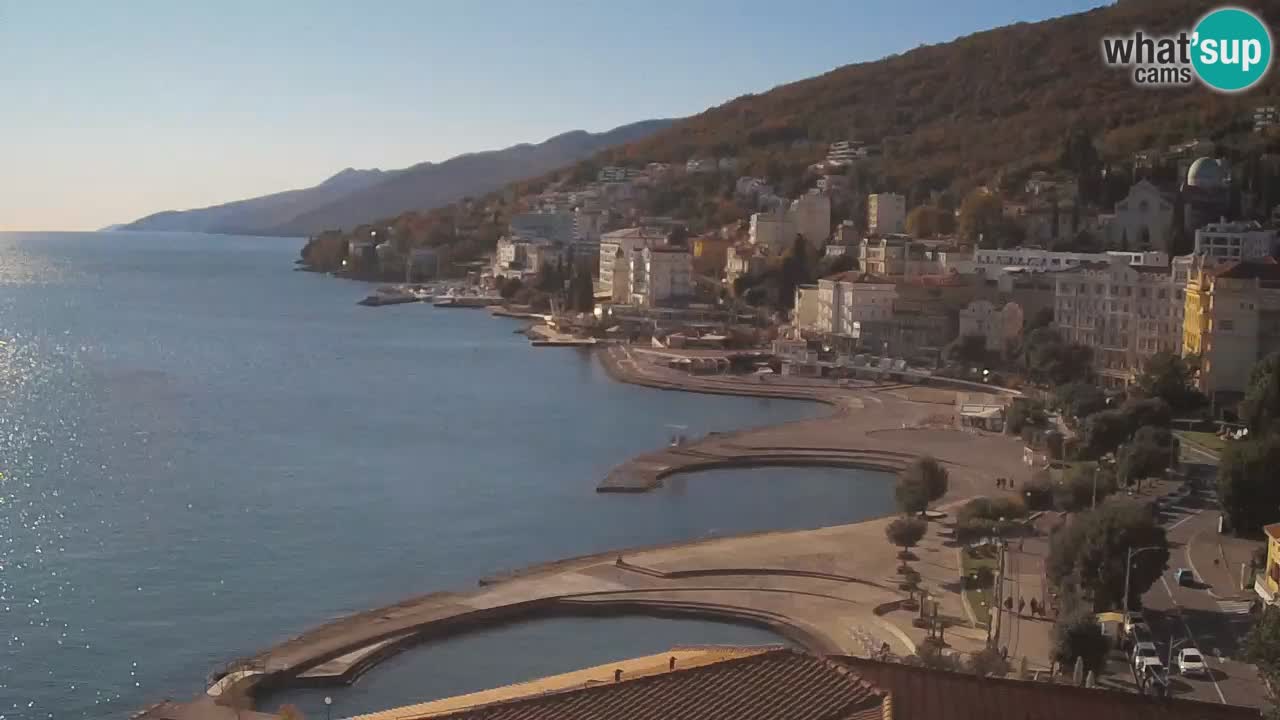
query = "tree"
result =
(1133, 352, 1205, 413)
(967, 645, 1011, 677)
(1020, 327, 1093, 386)
(1218, 433, 1280, 535)
(1051, 604, 1109, 675)
(1078, 410, 1131, 459)
(1007, 399, 1048, 434)
(1244, 605, 1280, 709)
(894, 474, 930, 516)
(820, 253, 858, 276)
(1117, 425, 1176, 488)
(499, 276, 524, 300)
(957, 189, 1003, 245)
(1119, 397, 1172, 431)
(1054, 382, 1107, 424)
(1046, 500, 1169, 611)
(905, 206, 955, 238)
(902, 457, 949, 505)
(1242, 352, 1280, 436)
(947, 334, 988, 365)
(1053, 464, 1116, 512)
(885, 516, 928, 556)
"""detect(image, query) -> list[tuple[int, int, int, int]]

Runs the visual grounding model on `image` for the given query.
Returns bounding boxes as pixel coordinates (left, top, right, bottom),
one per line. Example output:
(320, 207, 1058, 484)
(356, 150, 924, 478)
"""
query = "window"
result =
(1220, 319, 1235, 331)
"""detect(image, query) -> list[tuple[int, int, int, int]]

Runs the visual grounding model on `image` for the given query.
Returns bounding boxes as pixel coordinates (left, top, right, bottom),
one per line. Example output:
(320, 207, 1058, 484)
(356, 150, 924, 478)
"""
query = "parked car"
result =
(1175, 568, 1196, 586)
(1132, 641, 1159, 671)
(1124, 611, 1149, 637)
(1177, 647, 1209, 677)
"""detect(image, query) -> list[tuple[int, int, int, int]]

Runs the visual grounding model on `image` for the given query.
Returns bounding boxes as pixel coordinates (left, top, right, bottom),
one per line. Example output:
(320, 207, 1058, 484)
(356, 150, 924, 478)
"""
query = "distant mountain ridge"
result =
(118, 119, 675, 237)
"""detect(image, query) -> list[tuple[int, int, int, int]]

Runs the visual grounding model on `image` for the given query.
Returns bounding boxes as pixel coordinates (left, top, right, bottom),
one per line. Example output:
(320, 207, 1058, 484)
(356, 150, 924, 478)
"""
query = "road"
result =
(1131, 451, 1268, 708)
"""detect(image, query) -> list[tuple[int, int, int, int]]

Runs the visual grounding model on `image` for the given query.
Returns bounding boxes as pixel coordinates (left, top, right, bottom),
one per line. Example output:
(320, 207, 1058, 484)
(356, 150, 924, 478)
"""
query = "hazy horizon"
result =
(2, 0, 1107, 232)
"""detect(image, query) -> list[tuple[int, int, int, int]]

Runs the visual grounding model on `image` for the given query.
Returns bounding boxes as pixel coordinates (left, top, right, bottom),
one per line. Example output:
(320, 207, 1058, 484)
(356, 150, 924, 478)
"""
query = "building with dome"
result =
(1180, 156, 1232, 234)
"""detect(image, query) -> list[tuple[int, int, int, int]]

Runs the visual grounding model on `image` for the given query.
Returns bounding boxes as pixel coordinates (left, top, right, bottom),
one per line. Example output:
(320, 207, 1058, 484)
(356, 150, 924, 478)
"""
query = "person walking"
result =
(1018, 597, 1026, 616)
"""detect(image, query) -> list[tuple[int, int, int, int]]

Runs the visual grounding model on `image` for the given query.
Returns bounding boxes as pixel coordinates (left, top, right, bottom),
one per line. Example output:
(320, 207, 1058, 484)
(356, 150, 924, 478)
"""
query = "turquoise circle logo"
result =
(1192, 7, 1273, 92)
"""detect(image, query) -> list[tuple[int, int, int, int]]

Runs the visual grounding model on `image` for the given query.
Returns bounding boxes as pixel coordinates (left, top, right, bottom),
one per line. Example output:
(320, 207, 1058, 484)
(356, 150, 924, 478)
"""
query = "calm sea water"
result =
(0, 231, 893, 719)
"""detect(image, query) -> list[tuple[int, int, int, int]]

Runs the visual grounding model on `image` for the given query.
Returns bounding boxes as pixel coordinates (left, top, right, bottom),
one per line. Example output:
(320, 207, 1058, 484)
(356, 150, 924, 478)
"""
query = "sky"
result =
(0, 0, 1109, 231)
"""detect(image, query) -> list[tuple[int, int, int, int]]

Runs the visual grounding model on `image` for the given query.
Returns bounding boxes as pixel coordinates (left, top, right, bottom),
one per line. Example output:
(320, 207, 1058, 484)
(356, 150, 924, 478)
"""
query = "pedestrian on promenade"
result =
(1004, 596, 1013, 611)
(1029, 598, 1039, 617)
(1018, 598, 1026, 616)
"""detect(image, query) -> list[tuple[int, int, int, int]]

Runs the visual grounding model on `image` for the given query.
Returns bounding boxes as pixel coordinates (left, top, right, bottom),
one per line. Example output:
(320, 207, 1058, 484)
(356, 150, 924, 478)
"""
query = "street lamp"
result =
(1167, 636, 1188, 669)
(324, 696, 333, 720)
(1123, 545, 1165, 613)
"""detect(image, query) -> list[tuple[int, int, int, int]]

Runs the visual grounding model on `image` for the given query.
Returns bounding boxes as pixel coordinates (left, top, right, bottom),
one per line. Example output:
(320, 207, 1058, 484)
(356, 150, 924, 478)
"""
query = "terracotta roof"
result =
(1212, 259, 1280, 281)
(837, 656, 1260, 720)
(428, 649, 885, 720)
(1264, 523, 1280, 542)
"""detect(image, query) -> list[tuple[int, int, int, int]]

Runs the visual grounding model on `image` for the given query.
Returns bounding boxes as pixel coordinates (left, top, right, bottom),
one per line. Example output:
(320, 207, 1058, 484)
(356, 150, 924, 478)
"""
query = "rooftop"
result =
(365, 648, 885, 720)
(838, 656, 1260, 720)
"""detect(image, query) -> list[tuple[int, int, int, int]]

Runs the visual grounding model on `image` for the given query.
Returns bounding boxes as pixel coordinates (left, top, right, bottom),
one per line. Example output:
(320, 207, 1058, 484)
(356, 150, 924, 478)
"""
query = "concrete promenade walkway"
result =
(141, 346, 1039, 719)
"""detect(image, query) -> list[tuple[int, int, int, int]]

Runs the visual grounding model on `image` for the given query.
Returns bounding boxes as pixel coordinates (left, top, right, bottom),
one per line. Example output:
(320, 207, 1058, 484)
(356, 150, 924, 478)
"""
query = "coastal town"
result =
(141, 112, 1280, 720)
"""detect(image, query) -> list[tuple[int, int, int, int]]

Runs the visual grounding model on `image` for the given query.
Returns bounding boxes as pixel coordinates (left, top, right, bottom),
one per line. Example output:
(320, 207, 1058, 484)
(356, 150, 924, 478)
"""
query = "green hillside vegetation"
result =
(303, 0, 1280, 276)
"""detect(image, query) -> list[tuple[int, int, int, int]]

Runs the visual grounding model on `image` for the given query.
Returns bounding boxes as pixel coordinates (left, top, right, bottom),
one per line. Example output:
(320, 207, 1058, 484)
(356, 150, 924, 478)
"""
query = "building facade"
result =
(867, 193, 906, 235)
(1054, 256, 1185, 388)
(959, 300, 1025, 353)
(599, 227, 670, 302)
(1183, 259, 1280, 400)
(628, 247, 692, 308)
(790, 192, 832, 246)
(1106, 180, 1174, 250)
(974, 247, 1169, 277)
(1193, 220, 1278, 264)
(749, 210, 794, 253)
(816, 272, 898, 340)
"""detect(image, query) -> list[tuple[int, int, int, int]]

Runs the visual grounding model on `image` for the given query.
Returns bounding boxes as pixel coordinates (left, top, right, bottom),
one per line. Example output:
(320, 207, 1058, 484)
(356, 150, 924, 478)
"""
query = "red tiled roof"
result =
(838, 656, 1260, 720)
(431, 649, 885, 720)
(1264, 523, 1280, 542)
(1212, 259, 1280, 281)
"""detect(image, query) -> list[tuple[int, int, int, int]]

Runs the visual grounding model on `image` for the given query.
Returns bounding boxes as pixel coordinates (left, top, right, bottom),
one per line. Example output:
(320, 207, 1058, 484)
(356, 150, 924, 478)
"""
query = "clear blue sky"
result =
(0, 0, 1108, 231)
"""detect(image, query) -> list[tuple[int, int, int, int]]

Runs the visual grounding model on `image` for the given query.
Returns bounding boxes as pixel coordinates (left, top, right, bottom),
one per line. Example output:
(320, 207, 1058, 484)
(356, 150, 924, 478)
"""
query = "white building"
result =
(726, 244, 767, 286)
(599, 227, 670, 302)
(749, 211, 795, 253)
(1106, 180, 1173, 250)
(958, 301, 1025, 352)
(597, 166, 641, 183)
(1053, 255, 1186, 388)
(572, 208, 607, 244)
(973, 247, 1169, 278)
(628, 247, 692, 307)
(493, 236, 537, 278)
(790, 192, 832, 246)
(867, 193, 906, 235)
(793, 285, 820, 331)
(827, 141, 868, 166)
(816, 271, 898, 339)
(686, 157, 716, 173)
(1193, 220, 1278, 263)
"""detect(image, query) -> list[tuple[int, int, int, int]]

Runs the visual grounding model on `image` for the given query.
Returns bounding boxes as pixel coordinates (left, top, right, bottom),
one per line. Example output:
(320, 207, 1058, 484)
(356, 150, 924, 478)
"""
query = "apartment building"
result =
(1053, 256, 1186, 388)
(959, 301, 1025, 353)
(867, 193, 906, 235)
(1183, 258, 1280, 400)
(628, 246, 693, 308)
(858, 236, 958, 278)
(816, 271, 898, 340)
(599, 226, 670, 302)
(1194, 220, 1278, 264)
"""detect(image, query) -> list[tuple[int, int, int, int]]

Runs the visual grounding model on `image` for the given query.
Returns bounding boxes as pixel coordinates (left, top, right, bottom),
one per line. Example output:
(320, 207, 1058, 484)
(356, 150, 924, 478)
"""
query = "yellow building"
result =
(1257, 523, 1280, 604)
(1182, 257, 1280, 402)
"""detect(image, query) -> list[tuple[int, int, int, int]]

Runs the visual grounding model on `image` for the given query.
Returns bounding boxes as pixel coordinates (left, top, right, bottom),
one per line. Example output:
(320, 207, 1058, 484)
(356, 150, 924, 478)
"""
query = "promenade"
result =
(141, 346, 1038, 719)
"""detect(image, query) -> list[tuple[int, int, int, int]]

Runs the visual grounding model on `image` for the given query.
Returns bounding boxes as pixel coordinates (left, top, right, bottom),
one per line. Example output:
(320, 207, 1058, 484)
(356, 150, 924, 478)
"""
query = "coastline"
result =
(147, 341, 1033, 719)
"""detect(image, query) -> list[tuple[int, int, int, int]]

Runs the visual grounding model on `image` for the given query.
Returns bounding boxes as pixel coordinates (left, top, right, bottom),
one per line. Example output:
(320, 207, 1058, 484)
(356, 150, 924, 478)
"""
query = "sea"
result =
(0, 231, 894, 719)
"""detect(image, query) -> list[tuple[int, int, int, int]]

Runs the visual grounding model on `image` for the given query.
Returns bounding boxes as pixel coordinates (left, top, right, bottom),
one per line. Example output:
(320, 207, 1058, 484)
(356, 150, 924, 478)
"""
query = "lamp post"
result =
(1123, 545, 1165, 613)
(1167, 636, 1188, 669)
(324, 696, 333, 720)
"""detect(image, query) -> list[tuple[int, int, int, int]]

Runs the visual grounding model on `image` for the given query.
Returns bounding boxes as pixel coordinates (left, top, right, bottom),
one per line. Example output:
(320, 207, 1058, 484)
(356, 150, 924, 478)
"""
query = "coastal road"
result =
(1135, 452, 1267, 708)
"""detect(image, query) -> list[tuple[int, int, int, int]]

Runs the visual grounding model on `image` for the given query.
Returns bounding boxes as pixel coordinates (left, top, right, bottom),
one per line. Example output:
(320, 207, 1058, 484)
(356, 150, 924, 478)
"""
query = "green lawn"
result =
(1176, 430, 1227, 455)
(961, 548, 997, 627)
